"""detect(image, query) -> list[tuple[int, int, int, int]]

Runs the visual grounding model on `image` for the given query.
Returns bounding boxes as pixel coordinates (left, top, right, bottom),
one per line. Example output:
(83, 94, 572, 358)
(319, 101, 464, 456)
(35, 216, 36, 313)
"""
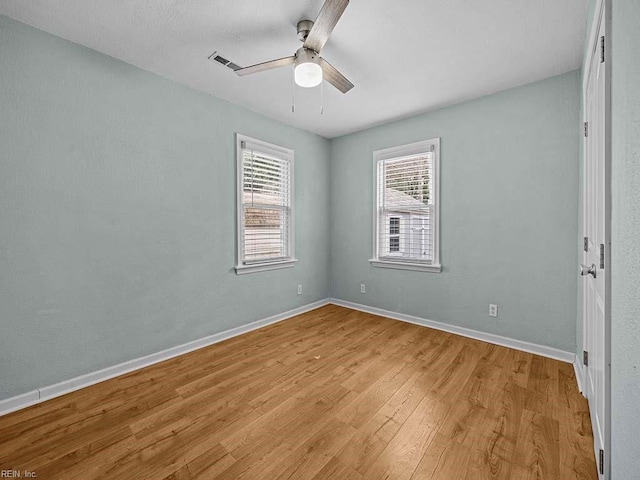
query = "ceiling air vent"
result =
(208, 51, 242, 71)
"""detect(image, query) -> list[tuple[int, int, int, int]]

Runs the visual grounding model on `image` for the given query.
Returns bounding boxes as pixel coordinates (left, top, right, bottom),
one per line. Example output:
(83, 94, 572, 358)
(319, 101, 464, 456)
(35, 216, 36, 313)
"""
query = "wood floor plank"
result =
(479, 342, 512, 367)
(513, 409, 561, 479)
(335, 359, 419, 428)
(477, 380, 527, 465)
(425, 344, 479, 403)
(410, 432, 472, 479)
(272, 418, 356, 480)
(502, 348, 533, 388)
(436, 394, 487, 448)
(0, 305, 598, 479)
(336, 370, 430, 473)
(311, 456, 363, 480)
(435, 361, 503, 448)
(161, 445, 235, 480)
(463, 447, 518, 480)
(361, 395, 450, 480)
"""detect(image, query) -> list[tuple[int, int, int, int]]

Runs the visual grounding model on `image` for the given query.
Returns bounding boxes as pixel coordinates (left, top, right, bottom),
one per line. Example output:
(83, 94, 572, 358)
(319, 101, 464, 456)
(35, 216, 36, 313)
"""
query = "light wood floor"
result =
(0, 305, 597, 479)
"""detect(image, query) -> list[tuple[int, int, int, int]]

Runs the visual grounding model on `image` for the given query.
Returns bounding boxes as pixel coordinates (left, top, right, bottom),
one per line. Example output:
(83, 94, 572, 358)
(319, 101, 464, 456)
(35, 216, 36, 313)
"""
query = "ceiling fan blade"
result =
(304, 0, 349, 53)
(320, 58, 354, 93)
(235, 56, 295, 76)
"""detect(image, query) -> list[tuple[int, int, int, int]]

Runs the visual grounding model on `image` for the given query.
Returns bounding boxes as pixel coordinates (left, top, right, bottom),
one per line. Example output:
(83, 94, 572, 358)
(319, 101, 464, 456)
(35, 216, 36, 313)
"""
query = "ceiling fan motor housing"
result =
(295, 47, 319, 65)
(297, 20, 314, 43)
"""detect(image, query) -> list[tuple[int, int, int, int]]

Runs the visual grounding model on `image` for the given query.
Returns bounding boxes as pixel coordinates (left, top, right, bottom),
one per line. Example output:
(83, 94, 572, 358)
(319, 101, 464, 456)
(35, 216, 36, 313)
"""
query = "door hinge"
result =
(600, 36, 605, 63)
(600, 244, 605, 269)
(583, 350, 589, 366)
(584, 236, 589, 252)
(583, 121, 589, 137)
(599, 449, 605, 474)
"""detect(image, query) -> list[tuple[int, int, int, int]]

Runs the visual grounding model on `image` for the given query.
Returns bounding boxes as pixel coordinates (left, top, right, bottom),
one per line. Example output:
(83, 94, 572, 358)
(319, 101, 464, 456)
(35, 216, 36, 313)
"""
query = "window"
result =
(389, 217, 400, 252)
(370, 138, 441, 272)
(235, 134, 296, 274)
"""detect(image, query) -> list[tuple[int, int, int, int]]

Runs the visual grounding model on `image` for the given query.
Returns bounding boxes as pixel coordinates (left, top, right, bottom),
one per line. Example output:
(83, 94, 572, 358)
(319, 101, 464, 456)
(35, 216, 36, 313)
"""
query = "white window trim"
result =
(235, 133, 297, 275)
(369, 138, 441, 273)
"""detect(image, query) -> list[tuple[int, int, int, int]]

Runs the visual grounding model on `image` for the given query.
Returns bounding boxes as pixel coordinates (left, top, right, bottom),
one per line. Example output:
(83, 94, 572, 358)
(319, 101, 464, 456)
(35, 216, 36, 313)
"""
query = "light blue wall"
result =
(330, 71, 581, 352)
(610, 1, 640, 478)
(0, 15, 331, 400)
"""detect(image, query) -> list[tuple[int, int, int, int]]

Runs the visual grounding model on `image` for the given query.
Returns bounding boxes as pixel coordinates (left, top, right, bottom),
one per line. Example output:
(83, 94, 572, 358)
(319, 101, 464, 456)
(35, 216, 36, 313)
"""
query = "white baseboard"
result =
(329, 298, 576, 364)
(1, 297, 577, 417)
(0, 390, 41, 417)
(573, 355, 586, 396)
(0, 299, 330, 417)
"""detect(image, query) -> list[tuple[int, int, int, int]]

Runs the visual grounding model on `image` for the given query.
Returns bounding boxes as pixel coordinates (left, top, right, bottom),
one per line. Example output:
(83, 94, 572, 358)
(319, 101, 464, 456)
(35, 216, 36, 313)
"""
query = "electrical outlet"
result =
(489, 304, 498, 317)
(360, 283, 366, 294)
(297, 284, 303, 295)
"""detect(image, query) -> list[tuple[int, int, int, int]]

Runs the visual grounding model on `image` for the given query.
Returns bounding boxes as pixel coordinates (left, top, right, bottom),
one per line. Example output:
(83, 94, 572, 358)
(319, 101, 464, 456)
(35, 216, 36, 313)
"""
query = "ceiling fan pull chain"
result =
(291, 66, 296, 113)
(320, 79, 324, 115)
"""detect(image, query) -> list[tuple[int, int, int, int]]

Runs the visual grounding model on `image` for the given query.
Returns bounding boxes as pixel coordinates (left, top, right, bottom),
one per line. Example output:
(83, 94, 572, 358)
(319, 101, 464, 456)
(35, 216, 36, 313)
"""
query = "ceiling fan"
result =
(235, 0, 354, 93)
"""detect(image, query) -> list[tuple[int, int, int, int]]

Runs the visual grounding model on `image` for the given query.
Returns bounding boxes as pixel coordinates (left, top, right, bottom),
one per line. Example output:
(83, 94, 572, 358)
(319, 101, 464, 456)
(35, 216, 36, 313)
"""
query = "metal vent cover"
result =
(208, 51, 241, 71)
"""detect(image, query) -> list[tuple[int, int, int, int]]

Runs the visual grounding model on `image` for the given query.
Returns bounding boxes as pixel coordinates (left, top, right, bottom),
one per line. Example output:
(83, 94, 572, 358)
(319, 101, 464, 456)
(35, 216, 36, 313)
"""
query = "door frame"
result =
(581, 0, 611, 478)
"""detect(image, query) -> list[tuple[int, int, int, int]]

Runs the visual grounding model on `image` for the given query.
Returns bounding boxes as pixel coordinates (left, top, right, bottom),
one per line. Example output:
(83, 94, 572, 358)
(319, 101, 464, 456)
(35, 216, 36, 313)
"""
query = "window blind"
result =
(377, 150, 434, 263)
(241, 141, 292, 264)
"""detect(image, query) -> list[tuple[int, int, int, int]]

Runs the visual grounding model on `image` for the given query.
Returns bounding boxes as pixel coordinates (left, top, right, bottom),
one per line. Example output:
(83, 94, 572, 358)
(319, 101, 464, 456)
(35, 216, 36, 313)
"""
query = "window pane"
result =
(389, 237, 400, 252)
(384, 154, 432, 207)
(243, 207, 289, 262)
(243, 152, 290, 207)
(389, 217, 400, 235)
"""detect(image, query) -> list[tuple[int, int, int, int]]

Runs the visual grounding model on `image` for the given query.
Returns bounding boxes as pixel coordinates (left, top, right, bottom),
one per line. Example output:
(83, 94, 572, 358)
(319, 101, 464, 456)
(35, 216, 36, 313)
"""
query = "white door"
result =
(582, 4, 609, 478)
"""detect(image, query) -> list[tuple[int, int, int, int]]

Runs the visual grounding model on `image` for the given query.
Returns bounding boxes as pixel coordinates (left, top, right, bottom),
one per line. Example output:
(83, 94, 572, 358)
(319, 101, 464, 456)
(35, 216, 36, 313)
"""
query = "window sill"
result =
(369, 259, 442, 273)
(235, 259, 297, 275)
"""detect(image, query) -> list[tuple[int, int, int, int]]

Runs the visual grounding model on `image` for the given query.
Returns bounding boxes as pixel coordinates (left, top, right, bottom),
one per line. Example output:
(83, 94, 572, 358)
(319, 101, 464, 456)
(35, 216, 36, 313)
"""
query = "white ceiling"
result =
(0, 0, 587, 138)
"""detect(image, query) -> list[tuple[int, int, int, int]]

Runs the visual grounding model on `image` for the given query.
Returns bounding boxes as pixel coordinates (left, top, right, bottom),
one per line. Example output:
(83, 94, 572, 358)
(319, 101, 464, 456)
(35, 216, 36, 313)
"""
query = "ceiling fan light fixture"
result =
(294, 48, 323, 88)
(295, 63, 322, 88)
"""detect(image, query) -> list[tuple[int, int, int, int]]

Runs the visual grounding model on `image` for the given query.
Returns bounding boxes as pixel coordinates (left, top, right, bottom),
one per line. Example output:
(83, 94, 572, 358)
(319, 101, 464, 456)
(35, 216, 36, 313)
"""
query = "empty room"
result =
(1, 0, 638, 479)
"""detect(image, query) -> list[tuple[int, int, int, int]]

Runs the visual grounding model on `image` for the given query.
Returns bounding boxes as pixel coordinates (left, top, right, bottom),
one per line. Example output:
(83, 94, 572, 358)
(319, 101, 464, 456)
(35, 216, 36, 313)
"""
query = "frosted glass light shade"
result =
(294, 62, 323, 88)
